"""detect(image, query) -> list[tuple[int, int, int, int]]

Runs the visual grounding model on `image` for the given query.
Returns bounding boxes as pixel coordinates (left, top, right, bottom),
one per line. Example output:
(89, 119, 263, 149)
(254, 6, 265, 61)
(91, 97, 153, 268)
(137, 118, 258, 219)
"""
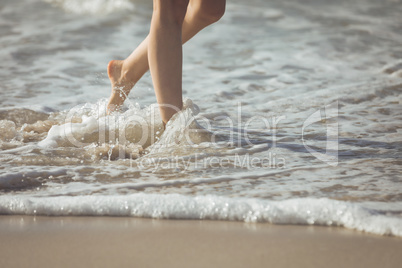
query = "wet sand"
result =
(0, 216, 401, 268)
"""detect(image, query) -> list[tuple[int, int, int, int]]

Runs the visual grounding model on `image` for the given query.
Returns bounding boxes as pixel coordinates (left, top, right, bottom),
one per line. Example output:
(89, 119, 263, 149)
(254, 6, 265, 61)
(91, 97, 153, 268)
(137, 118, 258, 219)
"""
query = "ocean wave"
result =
(0, 194, 401, 237)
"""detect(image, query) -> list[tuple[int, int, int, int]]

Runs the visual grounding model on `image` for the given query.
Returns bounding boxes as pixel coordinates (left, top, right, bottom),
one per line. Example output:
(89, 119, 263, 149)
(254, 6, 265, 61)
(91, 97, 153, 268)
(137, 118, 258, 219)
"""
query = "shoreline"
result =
(1, 216, 401, 268)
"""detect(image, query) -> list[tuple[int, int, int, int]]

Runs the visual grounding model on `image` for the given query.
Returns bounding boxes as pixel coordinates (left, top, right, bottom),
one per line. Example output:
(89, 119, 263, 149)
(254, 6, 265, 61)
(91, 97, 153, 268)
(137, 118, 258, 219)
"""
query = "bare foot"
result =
(107, 60, 135, 114)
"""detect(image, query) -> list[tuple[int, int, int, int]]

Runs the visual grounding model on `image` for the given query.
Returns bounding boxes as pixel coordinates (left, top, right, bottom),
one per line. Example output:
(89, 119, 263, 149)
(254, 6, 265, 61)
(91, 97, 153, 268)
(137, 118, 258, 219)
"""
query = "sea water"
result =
(0, 0, 401, 236)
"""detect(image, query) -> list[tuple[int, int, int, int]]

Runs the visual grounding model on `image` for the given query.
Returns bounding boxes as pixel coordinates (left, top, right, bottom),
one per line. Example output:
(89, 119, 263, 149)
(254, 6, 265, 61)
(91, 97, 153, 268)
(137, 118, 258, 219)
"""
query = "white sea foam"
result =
(0, 194, 401, 237)
(43, 0, 135, 15)
(38, 98, 213, 153)
(0, 120, 17, 141)
(38, 99, 160, 149)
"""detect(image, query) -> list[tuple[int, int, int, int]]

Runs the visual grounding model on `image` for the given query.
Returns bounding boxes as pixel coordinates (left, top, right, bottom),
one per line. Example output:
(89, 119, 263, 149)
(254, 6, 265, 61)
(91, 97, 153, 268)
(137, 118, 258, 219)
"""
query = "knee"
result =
(194, 0, 226, 24)
(154, 0, 190, 26)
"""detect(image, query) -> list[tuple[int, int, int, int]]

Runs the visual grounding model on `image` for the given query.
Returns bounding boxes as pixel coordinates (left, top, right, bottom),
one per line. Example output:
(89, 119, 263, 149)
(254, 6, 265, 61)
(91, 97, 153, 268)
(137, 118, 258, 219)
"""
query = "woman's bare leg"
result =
(147, 0, 188, 124)
(107, 0, 226, 113)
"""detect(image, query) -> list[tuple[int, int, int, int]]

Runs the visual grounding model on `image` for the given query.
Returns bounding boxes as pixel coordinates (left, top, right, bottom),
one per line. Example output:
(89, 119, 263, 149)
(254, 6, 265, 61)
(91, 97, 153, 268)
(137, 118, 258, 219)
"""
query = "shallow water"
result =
(1, 0, 402, 236)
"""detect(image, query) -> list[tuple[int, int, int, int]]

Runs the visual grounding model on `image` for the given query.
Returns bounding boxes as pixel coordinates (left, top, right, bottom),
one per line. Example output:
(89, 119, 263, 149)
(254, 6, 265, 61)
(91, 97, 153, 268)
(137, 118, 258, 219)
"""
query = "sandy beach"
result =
(1, 216, 401, 268)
